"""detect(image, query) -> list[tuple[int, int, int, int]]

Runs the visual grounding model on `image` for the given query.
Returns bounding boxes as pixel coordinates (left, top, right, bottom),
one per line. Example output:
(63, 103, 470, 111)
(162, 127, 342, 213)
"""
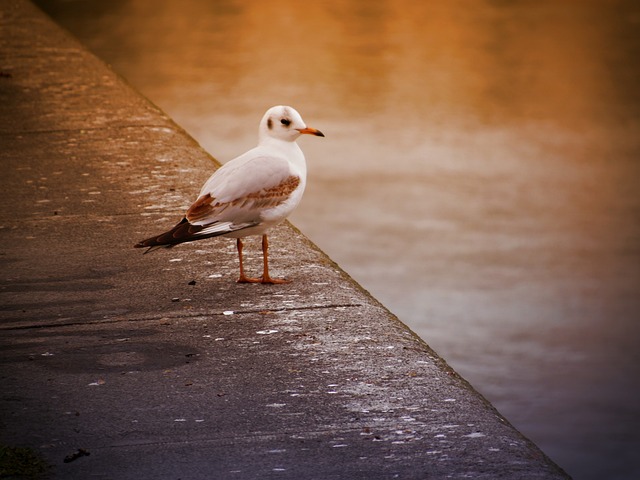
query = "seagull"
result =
(134, 105, 324, 284)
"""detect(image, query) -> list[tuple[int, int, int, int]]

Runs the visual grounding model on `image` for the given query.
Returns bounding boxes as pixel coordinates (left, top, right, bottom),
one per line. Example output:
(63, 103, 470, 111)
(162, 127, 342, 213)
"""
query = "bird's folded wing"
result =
(136, 216, 258, 250)
(186, 156, 300, 226)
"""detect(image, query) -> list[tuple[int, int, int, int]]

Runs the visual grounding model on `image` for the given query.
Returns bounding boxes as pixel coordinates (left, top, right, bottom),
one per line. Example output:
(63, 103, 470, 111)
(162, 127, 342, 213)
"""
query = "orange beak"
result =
(297, 127, 325, 137)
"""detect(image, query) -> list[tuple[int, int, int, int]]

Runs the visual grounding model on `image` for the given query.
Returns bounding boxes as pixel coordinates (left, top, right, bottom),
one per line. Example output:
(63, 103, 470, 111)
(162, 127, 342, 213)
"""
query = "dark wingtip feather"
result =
(134, 217, 205, 253)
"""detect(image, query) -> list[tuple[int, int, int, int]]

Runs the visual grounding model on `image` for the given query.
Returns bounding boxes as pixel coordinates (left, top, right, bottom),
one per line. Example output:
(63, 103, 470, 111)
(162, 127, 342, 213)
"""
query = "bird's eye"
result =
(281, 118, 291, 126)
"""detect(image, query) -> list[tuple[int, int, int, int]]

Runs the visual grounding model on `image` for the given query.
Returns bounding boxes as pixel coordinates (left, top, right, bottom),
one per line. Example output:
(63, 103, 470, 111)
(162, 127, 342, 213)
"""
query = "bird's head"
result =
(259, 105, 324, 143)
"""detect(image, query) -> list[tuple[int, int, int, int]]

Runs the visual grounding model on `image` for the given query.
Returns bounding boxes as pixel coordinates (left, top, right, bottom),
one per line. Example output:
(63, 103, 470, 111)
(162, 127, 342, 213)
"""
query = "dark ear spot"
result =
(267, 118, 273, 130)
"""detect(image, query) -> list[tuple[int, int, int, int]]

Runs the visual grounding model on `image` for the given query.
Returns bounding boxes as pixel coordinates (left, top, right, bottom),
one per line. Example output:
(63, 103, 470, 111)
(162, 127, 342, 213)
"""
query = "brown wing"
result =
(134, 175, 301, 250)
(185, 175, 300, 224)
(186, 193, 216, 223)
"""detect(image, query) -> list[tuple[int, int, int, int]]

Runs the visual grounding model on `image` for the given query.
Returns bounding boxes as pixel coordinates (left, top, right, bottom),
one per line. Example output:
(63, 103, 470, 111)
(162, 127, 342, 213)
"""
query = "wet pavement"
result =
(0, 1, 570, 479)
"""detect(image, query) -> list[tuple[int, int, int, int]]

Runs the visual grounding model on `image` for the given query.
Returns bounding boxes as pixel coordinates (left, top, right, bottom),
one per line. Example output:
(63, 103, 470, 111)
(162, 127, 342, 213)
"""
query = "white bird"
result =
(134, 105, 324, 284)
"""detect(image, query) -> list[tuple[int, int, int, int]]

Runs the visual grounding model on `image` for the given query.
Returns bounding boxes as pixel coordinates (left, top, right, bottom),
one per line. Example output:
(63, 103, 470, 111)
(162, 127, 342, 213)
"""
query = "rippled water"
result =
(35, 1, 640, 478)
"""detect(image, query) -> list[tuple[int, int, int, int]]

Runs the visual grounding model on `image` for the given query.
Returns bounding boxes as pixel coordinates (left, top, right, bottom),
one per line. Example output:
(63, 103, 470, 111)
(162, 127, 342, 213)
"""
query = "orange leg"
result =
(236, 238, 261, 283)
(260, 234, 289, 284)
(236, 236, 289, 284)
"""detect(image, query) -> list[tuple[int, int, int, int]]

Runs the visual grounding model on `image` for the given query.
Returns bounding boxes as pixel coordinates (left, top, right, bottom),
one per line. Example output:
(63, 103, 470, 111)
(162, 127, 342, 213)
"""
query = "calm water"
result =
(35, 1, 640, 478)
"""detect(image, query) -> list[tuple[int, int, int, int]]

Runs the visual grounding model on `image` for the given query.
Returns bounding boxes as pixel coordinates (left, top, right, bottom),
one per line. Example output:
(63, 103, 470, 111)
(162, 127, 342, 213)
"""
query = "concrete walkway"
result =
(0, 1, 570, 479)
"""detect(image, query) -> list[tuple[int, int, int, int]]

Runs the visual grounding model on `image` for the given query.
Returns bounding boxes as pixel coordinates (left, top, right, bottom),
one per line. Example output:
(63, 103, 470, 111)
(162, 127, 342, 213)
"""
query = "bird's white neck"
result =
(260, 137, 306, 174)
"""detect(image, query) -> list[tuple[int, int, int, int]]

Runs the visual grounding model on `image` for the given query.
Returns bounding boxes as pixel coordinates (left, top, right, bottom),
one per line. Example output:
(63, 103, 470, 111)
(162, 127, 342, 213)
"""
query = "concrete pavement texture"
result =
(0, 1, 570, 479)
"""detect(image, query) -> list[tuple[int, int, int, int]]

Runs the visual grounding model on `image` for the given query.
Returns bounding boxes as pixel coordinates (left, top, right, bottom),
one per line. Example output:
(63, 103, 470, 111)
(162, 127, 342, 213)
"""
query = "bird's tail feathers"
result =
(134, 217, 257, 252)
(133, 217, 193, 251)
